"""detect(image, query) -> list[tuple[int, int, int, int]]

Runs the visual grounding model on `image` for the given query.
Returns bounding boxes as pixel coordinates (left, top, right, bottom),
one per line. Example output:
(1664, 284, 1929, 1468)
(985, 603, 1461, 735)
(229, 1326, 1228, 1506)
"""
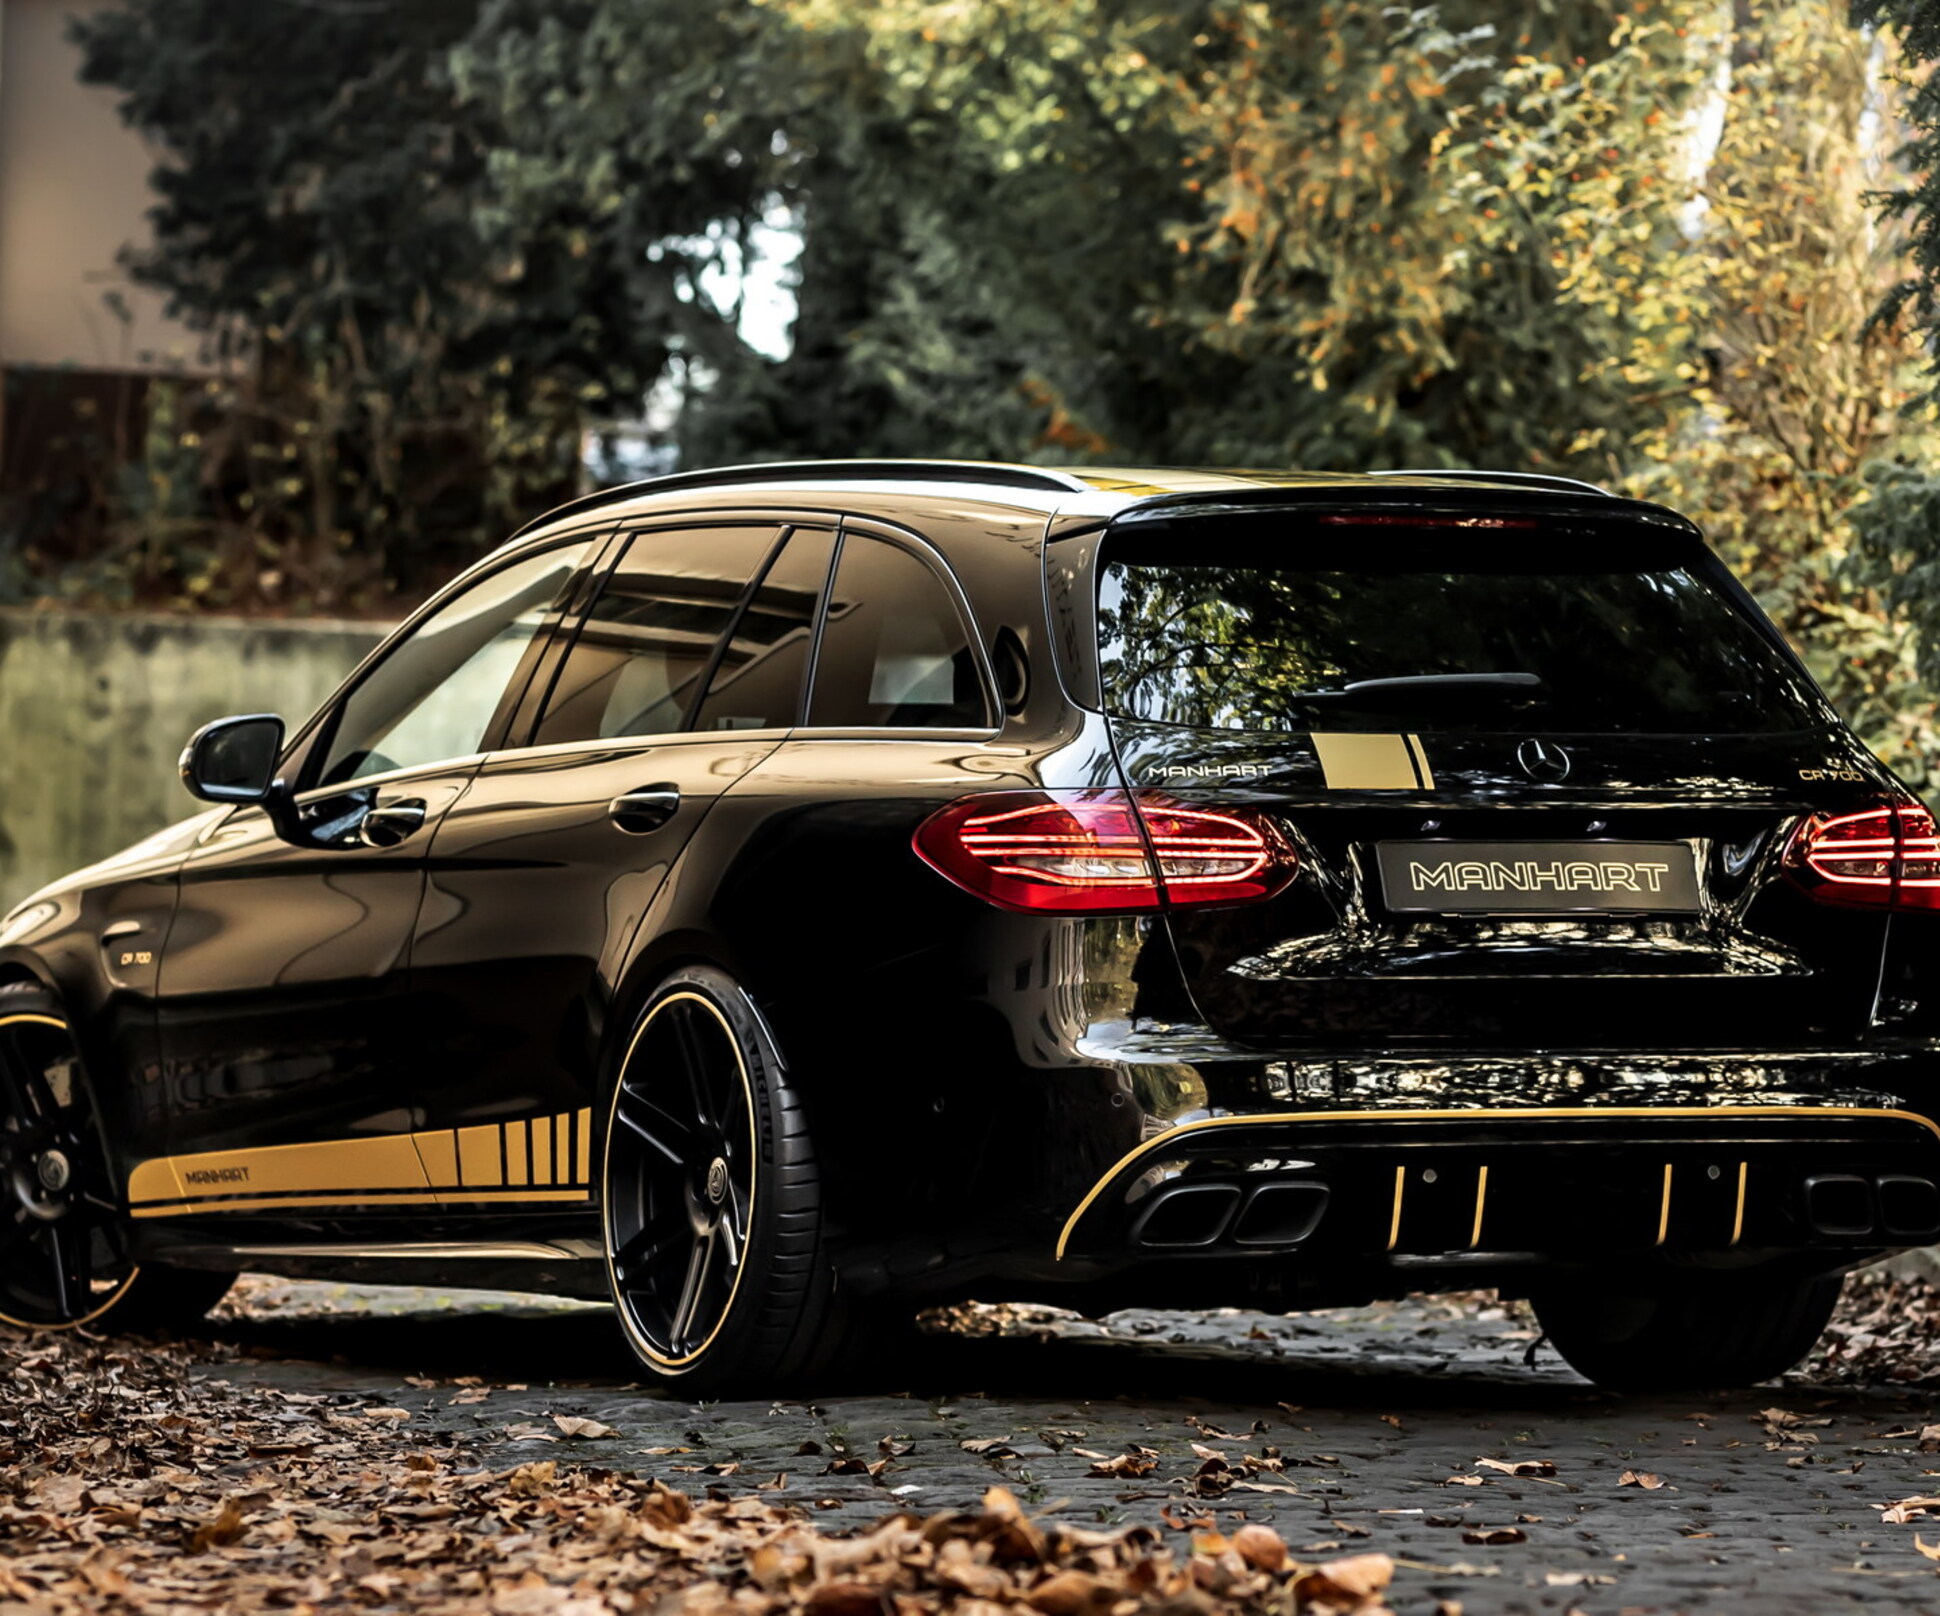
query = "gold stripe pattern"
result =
(1311, 733, 1433, 791)
(1731, 1160, 1748, 1245)
(1467, 1164, 1489, 1249)
(128, 1109, 596, 1220)
(1385, 1164, 1406, 1251)
(1656, 1163, 1674, 1247)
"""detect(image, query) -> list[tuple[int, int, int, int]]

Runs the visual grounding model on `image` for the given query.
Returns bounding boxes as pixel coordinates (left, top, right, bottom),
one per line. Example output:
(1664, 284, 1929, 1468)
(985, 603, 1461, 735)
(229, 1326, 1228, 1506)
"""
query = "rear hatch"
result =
(1090, 495, 1900, 1051)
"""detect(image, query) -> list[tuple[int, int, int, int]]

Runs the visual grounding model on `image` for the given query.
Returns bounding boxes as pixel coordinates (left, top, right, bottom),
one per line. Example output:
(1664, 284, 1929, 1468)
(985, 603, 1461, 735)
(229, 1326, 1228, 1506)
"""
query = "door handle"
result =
(609, 785, 681, 834)
(359, 798, 428, 848)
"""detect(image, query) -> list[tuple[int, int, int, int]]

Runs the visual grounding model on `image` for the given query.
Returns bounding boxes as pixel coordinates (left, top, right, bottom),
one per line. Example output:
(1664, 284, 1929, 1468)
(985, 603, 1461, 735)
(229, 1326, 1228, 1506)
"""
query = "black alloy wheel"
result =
(605, 984, 758, 1367)
(0, 986, 139, 1329)
(600, 965, 865, 1390)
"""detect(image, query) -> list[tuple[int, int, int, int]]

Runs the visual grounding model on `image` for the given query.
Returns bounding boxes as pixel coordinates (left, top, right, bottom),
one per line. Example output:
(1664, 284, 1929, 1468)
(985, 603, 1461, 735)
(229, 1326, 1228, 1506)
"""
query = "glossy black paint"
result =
(4, 465, 1938, 1314)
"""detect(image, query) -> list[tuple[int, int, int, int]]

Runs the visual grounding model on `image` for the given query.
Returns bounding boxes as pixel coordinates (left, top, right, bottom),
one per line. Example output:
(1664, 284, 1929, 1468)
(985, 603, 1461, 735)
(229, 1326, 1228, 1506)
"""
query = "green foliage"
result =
(43, 0, 1940, 792)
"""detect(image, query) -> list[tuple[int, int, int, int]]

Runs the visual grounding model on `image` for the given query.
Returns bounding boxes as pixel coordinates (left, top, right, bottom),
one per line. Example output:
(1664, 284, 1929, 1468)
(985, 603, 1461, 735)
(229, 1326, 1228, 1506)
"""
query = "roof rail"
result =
(510, 458, 1091, 540)
(1370, 468, 1613, 498)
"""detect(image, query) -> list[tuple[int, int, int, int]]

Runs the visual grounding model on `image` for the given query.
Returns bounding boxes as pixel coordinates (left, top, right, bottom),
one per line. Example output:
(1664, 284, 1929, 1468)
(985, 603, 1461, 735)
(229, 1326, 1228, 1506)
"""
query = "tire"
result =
(102, 1265, 237, 1334)
(1533, 1268, 1843, 1393)
(0, 981, 241, 1333)
(599, 965, 867, 1393)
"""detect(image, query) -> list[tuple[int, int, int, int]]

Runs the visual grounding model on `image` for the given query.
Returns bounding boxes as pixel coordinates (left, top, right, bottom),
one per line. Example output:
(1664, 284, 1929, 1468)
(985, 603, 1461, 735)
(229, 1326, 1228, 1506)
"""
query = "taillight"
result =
(1786, 803, 1940, 912)
(912, 790, 1296, 914)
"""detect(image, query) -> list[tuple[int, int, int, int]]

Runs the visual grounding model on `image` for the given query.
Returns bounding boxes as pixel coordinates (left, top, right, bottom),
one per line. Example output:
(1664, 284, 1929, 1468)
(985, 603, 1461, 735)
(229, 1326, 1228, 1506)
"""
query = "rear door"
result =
(1088, 500, 1898, 1052)
(401, 521, 838, 1204)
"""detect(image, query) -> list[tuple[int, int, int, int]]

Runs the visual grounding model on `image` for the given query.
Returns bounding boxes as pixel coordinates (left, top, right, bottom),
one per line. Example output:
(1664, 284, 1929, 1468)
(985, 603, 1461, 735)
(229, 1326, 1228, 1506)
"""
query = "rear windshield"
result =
(1095, 518, 1826, 735)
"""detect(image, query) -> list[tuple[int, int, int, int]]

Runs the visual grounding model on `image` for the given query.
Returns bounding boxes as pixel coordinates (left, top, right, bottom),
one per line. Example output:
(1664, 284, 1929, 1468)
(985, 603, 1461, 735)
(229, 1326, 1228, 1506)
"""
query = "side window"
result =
(531, 526, 780, 748)
(806, 534, 990, 729)
(318, 540, 591, 785)
(690, 527, 836, 732)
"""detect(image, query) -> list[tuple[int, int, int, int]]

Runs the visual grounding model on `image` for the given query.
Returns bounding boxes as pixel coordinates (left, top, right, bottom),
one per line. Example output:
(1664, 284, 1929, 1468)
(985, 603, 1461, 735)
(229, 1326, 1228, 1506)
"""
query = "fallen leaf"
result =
(1617, 1471, 1664, 1490)
(1476, 1458, 1556, 1478)
(1461, 1527, 1528, 1546)
(1293, 1553, 1394, 1603)
(960, 1437, 1016, 1456)
(551, 1415, 617, 1439)
(188, 1499, 248, 1554)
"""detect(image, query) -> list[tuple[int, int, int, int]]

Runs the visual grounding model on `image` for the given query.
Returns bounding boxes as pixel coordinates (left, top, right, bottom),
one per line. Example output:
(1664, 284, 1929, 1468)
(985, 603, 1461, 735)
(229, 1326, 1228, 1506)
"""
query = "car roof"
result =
(504, 459, 1625, 545)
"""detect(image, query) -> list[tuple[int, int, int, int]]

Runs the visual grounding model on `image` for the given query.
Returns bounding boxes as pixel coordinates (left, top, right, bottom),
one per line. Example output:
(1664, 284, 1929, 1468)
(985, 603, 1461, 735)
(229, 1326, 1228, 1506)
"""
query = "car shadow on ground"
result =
(200, 1280, 1742, 1416)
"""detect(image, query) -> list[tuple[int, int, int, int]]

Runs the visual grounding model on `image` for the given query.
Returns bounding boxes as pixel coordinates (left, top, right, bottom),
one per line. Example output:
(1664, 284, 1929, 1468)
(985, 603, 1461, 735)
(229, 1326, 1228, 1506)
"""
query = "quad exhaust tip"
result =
(1803, 1173, 1940, 1241)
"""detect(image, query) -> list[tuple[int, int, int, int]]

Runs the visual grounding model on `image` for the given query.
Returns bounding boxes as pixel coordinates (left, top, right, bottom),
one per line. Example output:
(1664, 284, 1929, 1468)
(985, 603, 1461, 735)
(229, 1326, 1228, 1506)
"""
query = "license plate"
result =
(1376, 840, 1702, 915)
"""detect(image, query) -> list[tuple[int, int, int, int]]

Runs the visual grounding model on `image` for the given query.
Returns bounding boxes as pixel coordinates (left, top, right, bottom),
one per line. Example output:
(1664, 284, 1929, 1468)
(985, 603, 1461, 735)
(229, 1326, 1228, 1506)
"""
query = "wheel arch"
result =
(599, 926, 753, 1095)
(0, 953, 61, 997)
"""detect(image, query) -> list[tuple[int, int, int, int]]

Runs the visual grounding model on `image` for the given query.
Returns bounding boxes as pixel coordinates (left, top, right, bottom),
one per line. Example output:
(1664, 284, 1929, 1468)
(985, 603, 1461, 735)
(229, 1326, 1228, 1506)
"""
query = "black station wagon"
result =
(4, 460, 1937, 1391)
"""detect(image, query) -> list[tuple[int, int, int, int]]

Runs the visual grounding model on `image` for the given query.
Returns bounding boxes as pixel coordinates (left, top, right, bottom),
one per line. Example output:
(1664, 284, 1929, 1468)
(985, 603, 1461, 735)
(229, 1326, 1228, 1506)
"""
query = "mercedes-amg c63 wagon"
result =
(3, 461, 1936, 1391)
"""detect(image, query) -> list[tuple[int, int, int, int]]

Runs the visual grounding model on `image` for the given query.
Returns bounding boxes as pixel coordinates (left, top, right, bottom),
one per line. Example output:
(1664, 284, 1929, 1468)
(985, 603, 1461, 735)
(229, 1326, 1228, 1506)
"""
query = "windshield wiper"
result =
(1341, 672, 1543, 697)
(1282, 672, 1545, 702)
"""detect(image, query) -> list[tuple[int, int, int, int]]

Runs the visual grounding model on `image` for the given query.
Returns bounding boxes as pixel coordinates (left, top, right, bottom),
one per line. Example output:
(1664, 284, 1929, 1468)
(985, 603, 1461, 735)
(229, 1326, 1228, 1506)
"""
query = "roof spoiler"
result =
(1370, 469, 1613, 498)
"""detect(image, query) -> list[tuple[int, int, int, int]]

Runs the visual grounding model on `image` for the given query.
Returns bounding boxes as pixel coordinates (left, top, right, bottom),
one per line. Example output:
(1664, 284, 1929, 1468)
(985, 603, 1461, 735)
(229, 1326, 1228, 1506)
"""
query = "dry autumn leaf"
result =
(188, 1499, 247, 1554)
(1476, 1458, 1557, 1478)
(1617, 1471, 1665, 1490)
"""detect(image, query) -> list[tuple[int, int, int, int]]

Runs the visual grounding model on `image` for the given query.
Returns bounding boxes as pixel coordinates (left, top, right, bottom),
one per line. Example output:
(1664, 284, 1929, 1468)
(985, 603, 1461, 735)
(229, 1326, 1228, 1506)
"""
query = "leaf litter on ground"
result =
(0, 1325, 1399, 1614)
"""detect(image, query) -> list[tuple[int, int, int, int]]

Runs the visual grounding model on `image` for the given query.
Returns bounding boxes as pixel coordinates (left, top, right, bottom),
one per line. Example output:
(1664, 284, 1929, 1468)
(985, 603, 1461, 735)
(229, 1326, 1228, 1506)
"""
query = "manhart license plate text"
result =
(1377, 840, 1702, 914)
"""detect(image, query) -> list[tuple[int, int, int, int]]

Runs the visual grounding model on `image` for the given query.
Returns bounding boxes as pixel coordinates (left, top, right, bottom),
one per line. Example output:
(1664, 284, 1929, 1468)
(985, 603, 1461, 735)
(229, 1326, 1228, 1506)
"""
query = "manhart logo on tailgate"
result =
(1408, 857, 1672, 895)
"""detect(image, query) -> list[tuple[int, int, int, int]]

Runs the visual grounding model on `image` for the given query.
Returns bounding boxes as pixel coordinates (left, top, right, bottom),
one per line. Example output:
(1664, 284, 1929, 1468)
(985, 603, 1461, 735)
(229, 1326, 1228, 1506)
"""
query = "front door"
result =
(402, 521, 838, 1212)
(138, 537, 602, 1225)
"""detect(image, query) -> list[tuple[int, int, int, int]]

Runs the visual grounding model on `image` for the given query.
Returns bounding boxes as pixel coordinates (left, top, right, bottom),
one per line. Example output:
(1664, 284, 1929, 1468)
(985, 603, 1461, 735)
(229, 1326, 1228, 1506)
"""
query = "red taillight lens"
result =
(912, 791, 1296, 914)
(1786, 803, 1940, 912)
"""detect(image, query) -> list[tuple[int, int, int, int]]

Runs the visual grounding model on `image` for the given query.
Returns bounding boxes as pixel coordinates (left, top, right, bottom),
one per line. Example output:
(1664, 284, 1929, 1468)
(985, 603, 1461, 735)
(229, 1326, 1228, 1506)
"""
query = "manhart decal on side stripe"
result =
(125, 1109, 596, 1220)
(1310, 733, 1435, 791)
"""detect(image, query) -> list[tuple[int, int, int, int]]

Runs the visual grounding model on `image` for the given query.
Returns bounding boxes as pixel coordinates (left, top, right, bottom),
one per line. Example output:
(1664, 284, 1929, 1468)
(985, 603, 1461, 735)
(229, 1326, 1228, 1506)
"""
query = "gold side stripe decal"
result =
(1053, 1104, 1940, 1260)
(1656, 1163, 1674, 1247)
(128, 1109, 595, 1216)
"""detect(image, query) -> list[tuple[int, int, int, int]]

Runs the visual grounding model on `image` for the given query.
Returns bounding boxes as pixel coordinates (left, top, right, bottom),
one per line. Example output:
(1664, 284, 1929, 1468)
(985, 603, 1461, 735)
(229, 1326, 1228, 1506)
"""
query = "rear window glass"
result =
(1095, 518, 1826, 735)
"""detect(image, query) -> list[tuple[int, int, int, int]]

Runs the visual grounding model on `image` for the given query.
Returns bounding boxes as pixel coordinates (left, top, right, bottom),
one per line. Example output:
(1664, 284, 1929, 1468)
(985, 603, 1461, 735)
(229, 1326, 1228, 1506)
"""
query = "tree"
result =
(1631, 0, 1939, 781)
(67, 0, 778, 606)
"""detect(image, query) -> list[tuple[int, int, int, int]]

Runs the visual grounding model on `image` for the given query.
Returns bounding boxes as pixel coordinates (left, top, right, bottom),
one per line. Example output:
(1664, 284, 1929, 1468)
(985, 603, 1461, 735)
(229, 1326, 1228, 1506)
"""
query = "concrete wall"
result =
(0, 0, 212, 372)
(0, 608, 389, 906)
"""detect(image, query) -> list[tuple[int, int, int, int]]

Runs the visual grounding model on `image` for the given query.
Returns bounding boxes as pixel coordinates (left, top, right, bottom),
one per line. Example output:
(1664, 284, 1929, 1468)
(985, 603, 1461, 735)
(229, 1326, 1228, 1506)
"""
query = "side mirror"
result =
(180, 714, 286, 804)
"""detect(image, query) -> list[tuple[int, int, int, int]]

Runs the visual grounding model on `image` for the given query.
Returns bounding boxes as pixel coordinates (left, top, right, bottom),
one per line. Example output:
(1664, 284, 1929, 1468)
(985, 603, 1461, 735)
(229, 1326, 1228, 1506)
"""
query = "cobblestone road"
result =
(198, 1278, 1940, 1614)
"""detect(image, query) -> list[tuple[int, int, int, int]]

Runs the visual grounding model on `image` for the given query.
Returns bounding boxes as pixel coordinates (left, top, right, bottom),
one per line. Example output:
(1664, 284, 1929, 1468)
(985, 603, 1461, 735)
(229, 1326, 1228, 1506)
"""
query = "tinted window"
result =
(318, 541, 590, 784)
(691, 528, 835, 732)
(532, 526, 779, 746)
(1097, 519, 1825, 735)
(807, 535, 989, 729)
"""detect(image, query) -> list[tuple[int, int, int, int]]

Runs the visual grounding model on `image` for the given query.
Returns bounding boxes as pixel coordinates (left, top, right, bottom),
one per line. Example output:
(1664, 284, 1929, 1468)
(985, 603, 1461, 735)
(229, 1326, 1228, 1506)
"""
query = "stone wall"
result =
(0, 608, 389, 906)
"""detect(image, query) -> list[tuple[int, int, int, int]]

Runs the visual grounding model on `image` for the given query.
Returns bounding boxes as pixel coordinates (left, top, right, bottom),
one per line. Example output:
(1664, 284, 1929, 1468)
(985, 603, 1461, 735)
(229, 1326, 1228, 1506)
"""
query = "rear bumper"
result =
(1055, 1104, 1940, 1263)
